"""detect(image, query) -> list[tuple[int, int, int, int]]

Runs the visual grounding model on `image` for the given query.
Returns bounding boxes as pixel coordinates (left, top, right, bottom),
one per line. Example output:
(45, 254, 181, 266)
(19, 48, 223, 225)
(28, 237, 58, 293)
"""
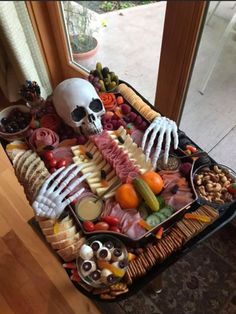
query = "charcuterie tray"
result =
(1, 77, 235, 303)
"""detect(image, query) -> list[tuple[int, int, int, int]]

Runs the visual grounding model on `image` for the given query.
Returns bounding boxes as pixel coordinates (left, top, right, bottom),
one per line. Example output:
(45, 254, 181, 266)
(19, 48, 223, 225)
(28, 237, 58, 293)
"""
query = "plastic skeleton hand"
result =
(141, 116, 179, 167)
(32, 164, 91, 219)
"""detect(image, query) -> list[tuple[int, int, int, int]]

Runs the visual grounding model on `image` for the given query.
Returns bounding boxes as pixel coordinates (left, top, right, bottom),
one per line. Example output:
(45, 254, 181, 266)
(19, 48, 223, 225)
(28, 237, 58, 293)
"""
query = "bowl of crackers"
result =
(0, 105, 32, 141)
(76, 235, 128, 288)
(193, 163, 236, 209)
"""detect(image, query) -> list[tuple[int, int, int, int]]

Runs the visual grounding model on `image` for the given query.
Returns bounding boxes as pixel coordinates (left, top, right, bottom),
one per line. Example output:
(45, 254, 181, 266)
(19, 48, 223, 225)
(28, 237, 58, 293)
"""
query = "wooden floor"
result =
(0, 145, 100, 314)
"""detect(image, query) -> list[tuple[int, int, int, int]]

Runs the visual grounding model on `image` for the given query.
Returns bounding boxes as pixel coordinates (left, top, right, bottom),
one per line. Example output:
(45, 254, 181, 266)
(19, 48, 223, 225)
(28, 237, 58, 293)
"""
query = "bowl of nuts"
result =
(0, 105, 32, 141)
(193, 164, 236, 209)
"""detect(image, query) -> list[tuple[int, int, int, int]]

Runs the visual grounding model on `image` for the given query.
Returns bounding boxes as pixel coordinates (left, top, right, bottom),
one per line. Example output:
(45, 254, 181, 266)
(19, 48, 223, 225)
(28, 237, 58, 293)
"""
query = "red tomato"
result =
(44, 150, 54, 161)
(109, 226, 121, 233)
(94, 221, 109, 231)
(57, 158, 67, 168)
(49, 158, 57, 168)
(116, 96, 124, 105)
(102, 216, 119, 226)
(50, 167, 57, 173)
(83, 221, 95, 232)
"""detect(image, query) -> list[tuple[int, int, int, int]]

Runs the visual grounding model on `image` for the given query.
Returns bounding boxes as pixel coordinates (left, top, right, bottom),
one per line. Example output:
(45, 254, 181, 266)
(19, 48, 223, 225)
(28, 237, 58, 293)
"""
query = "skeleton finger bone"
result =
(56, 164, 84, 194)
(152, 127, 166, 167)
(62, 188, 85, 208)
(145, 126, 161, 161)
(48, 164, 78, 193)
(163, 128, 171, 165)
(59, 173, 91, 199)
(141, 123, 155, 152)
(40, 166, 65, 194)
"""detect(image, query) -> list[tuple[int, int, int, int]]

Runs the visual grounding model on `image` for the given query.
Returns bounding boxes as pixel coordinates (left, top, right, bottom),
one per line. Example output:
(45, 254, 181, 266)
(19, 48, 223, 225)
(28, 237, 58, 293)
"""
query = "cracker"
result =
(110, 288, 129, 296)
(100, 293, 115, 300)
(110, 282, 127, 291)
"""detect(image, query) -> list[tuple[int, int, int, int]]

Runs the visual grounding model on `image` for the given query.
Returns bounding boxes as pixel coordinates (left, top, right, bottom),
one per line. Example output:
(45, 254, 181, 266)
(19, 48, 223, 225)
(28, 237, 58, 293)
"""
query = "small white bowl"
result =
(0, 105, 32, 142)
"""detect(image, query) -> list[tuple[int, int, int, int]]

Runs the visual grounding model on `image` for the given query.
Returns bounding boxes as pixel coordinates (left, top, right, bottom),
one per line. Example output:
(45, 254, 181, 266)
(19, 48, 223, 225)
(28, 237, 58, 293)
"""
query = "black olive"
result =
(101, 170, 107, 180)
(104, 241, 114, 250)
(118, 136, 125, 144)
(82, 261, 92, 271)
(113, 248, 122, 257)
(85, 152, 93, 159)
(1, 117, 8, 125)
(107, 274, 115, 283)
(91, 270, 101, 281)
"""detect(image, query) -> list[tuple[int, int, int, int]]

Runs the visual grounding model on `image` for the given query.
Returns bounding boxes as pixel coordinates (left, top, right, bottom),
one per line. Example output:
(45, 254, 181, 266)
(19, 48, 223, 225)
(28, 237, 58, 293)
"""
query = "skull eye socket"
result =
(71, 106, 86, 122)
(89, 99, 103, 112)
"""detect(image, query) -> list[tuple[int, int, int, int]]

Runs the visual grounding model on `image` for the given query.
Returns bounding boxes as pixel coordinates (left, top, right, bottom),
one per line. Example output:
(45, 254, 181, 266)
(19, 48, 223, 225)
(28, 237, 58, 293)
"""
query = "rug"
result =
(95, 223, 236, 314)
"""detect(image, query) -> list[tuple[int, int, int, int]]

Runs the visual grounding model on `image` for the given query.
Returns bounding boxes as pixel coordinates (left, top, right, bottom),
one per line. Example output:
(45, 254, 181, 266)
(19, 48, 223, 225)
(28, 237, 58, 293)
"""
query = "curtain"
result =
(0, 1, 52, 102)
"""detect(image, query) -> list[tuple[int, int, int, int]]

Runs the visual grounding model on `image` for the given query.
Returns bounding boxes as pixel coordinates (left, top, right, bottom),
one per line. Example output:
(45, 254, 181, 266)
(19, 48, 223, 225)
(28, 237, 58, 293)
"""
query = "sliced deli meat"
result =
(29, 127, 59, 153)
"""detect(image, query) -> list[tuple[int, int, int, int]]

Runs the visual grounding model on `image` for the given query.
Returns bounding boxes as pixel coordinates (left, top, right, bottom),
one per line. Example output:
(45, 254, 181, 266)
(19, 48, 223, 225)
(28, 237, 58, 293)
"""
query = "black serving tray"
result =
(1, 80, 235, 303)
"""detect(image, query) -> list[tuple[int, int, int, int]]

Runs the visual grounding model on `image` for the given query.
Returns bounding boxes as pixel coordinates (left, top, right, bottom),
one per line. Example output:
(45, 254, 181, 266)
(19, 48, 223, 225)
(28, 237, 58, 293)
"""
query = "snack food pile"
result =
(1, 76, 235, 301)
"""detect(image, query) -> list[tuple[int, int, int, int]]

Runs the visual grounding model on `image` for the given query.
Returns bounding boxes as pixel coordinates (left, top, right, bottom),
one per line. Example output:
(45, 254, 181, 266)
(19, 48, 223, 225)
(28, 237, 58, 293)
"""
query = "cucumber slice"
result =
(154, 212, 166, 222)
(156, 195, 165, 209)
(159, 206, 174, 218)
(146, 215, 161, 228)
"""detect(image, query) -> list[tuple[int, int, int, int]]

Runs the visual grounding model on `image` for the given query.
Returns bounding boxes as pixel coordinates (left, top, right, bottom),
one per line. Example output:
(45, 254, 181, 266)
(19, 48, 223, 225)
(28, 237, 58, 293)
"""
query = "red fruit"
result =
(121, 104, 131, 114)
(76, 135, 87, 145)
(111, 120, 118, 129)
(44, 150, 54, 161)
(94, 221, 109, 231)
(102, 216, 119, 226)
(103, 123, 113, 130)
(228, 183, 236, 195)
(139, 121, 147, 131)
(83, 221, 95, 232)
(49, 158, 57, 168)
(129, 112, 137, 122)
(134, 115, 143, 126)
(50, 167, 57, 173)
(116, 96, 124, 105)
(109, 226, 121, 233)
(57, 158, 67, 168)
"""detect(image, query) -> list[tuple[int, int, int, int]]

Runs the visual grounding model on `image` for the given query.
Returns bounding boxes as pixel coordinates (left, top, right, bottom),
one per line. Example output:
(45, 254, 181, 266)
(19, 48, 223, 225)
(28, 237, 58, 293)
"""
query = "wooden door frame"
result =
(26, 1, 207, 122)
(155, 1, 208, 123)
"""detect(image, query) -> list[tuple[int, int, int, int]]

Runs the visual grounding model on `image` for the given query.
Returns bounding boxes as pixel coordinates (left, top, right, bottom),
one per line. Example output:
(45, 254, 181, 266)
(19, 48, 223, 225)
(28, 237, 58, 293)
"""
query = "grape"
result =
(129, 112, 137, 122)
(121, 104, 131, 114)
(93, 76, 99, 83)
(134, 115, 143, 126)
(104, 123, 113, 130)
(111, 120, 118, 129)
(139, 121, 147, 131)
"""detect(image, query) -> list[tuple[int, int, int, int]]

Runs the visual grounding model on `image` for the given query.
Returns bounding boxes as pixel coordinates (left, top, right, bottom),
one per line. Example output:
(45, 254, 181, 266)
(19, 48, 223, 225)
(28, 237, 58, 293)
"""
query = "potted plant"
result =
(64, 1, 98, 62)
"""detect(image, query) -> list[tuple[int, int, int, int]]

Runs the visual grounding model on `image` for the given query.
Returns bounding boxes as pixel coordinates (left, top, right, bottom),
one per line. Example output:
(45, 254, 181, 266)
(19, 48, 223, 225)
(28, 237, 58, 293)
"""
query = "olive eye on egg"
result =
(71, 106, 86, 122)
(89, 99, 103, 112)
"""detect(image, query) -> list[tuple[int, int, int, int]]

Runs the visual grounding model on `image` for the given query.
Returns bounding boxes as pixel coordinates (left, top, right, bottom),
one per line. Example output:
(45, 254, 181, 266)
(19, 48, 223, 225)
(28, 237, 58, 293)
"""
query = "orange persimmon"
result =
(141, 171, 164, 194)
(115, 183, 140, 209)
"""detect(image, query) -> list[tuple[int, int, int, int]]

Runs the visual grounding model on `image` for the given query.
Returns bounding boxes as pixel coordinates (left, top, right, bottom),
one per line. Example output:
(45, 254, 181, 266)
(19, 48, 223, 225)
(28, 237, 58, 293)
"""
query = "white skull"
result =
(53, 78, 105, 135)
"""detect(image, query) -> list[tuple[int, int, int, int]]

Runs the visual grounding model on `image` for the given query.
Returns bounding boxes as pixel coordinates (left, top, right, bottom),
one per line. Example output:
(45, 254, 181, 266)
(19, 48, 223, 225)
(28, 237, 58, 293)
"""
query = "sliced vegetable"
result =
(146, 214, 161, 227)
(184, 213, 211, 223)
(154, 212, 166, 222)
(186, 145, 197, 153)
(159, 206, 173, 218)
(156, 227, 164, 239)
(133, 178, 160, 211)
